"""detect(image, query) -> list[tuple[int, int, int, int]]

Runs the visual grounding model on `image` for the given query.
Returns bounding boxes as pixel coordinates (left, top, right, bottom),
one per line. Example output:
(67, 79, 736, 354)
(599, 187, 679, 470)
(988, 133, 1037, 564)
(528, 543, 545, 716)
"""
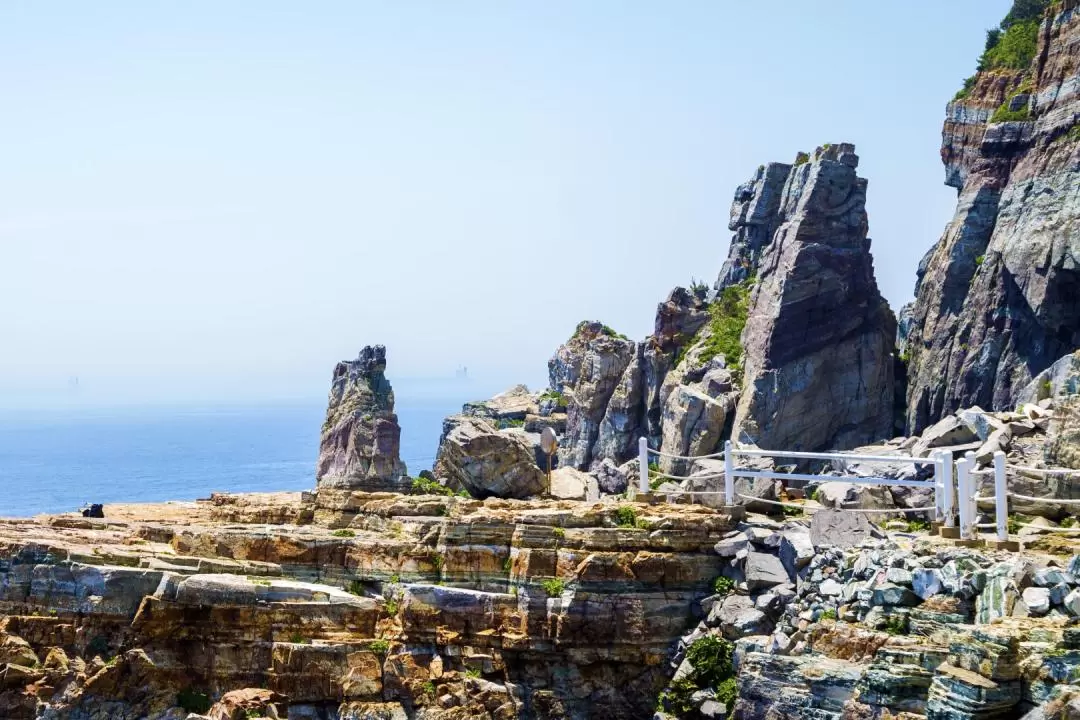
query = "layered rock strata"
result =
(0, 493, 742, 719)
(905, 0, 1080, 432)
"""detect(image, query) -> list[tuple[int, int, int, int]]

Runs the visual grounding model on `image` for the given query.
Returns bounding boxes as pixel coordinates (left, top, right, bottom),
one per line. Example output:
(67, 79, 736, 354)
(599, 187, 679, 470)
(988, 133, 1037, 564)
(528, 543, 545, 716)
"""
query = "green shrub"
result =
(465, 667, 482, 678)
(384, 596, 399, 615)
(288, 632, 307, 644)
(716, 676, 738, 713)
(347, 579, 364, 595)
(685, 635, 735, 686)
(905, 519, 931, 533)
(713, 576, 735, 596)
(177, 688, 213, 714)
(411, 476, 455, 497)
(980, 18, 1042, 70)
(614, 506, 639, 528)
(496, 418, 525, 429)
(422, 681, 436, 698)
(369, 639, 389, 655)
(541, 578, 565, 597)
(793, 151, 810, 166)
(540, 389, 569, 409)
(1008, 515, 1022, 535)
(572, 320, 629, 341)
(782, 504, 804, 517)
(954, 75, 977, 101)
(820, 608, 838, 621)
(656, 677, 698, 715)
(332, 528, 356, 538)
(552, 526, 565, 539)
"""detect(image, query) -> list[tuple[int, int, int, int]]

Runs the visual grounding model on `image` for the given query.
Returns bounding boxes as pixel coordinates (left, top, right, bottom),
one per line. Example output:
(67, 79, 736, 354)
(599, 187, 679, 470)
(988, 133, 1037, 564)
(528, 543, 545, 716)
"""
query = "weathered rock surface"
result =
(905, 2, 1080, 432)
(731, 144, 896, 452)
(0, 492, 744, 719)
(549, 322, 636, 470)
(316, 345, 409, 492)
(433, 415, 546, 499)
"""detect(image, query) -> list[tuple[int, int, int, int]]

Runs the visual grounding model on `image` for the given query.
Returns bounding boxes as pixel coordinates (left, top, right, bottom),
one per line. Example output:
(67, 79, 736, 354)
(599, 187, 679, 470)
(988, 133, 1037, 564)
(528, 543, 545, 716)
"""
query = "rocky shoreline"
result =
(2, 1, 1079, 718)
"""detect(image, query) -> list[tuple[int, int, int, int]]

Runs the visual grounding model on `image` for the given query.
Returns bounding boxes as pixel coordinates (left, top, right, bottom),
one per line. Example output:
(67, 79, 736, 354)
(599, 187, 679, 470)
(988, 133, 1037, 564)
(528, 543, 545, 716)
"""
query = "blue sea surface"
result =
(0, 395, 470, 518)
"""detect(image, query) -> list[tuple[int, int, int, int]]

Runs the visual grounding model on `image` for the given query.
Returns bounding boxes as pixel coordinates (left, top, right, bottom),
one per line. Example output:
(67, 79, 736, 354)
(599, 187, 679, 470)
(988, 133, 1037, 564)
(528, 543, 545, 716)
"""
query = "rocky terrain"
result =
(3, 1, 1079, 719)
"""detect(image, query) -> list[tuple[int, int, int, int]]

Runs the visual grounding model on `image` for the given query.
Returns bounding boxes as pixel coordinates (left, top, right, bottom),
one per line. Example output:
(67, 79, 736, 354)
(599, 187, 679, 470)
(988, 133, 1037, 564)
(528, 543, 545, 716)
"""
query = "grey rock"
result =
(871, 582, 921, 607)
(1023, 587, 1051, 616)
(976, 576, 1021, 623)
(592, 458, 629, 496)
(912, 568, 943, 600)
(1064, 588, 1080, 616)
(730, 144, 896, 452)
(745, 552, 791, 590)
(809, 509, 872, 549)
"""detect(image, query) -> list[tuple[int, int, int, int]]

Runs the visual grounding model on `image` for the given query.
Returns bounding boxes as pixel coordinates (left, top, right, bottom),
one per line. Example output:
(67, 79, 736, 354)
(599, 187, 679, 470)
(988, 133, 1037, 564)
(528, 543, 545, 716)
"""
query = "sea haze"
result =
(0, 380, 500, 517)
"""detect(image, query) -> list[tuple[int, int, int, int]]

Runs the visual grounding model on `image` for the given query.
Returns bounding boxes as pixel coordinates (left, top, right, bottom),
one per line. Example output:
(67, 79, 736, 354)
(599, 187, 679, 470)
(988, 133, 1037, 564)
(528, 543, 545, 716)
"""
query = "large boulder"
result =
(549, 322, 636, 470)
(462, 384, 539, 422)
(433, 416, 547, 499)
(316, 345, 408, 491)
(730, 144, 896, 452)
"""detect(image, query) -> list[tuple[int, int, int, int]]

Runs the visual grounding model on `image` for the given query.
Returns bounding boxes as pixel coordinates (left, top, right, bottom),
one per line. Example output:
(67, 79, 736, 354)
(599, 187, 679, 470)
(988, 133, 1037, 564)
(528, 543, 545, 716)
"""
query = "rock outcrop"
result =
(316, 345, 408, 492)
(905, 0, 1080, 432)
(731, 144, 896, 451)
(433, 415, 548, 499)
(549, 322, 636, 470)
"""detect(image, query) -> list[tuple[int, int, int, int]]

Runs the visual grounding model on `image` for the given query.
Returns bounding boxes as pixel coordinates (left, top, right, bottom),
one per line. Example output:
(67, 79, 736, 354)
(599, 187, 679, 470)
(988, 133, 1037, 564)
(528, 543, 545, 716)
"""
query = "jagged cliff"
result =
(905, 0, 1080, 433)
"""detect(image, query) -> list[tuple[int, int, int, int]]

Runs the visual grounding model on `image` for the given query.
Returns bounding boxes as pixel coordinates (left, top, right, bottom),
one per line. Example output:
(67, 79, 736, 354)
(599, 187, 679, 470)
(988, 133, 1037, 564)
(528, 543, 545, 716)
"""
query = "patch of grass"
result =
(689, 277, 710, 296)
(1040, 379, 1053, 399)
(713, 576, 735, 596)
(990, 101, 1031, 123)
(614, 506, 639, 528)
(682, 636, 735, 680)
(905, 519, 931, 533)
(552, 526, 565, 540)
(465, 667, 482, 678)
(782, 504, 804, 517)
(249, 577, 271, 586)
(347, 579, 364, 595)
(883, 615, 906, 635)
(369, 639, 389, 655)
(539, 389, 569, 410)
(716, 677, 738, 714)
(793, 151, 810, 166)
(245, 710, 261, 719)
(820, 608, 838, 621)
(1008, 515, 1022, 535)
(541, 578, 565, 597)
(974, 255, 986, 267)
(422, 681, 437, 698)
(496, 418, 526, 429)
(502, 556, 513, 573)
(384, 596, 399, 615)
(288, 632, 307, 644)
(389, 574, 400, 584)
(331, 529, 356, 538)
(177, 688, 213, 714)
(1061, 516, 1078, 528)
(411, 476, 456, 497)
(430, 553, 445, 572)
(656, 677, 699, 716)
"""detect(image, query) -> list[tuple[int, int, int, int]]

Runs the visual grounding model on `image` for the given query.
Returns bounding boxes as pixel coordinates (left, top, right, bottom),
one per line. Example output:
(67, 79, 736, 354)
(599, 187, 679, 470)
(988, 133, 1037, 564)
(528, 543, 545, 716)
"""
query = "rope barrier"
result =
(733, 493, 935, 514)
(648, 471, 726, 482)
(646, 448, 725, 461)
(1007, 491, 1080, 505)
(1008, 464, 1080, 477)
(1011, 521, 1080, 534)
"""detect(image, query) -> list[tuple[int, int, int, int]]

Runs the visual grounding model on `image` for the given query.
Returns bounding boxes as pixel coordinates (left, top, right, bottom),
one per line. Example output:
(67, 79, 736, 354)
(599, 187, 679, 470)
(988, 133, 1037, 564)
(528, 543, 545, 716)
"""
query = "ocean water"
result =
(0, 396, 471, 518)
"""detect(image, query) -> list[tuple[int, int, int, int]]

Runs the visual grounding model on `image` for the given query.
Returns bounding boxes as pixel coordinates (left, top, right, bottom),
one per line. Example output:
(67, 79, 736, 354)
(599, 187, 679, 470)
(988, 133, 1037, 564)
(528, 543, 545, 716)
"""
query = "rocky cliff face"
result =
(905, 0, 1080, 433)
(731, 144, 896, 451)
(316, 345, 408, 492)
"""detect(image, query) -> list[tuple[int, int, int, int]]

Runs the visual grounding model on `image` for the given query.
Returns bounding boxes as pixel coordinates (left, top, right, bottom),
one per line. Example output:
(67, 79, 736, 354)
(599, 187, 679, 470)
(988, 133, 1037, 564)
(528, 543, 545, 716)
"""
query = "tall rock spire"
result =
(315, 344, 408, 491)
(731, 144, 896, 451)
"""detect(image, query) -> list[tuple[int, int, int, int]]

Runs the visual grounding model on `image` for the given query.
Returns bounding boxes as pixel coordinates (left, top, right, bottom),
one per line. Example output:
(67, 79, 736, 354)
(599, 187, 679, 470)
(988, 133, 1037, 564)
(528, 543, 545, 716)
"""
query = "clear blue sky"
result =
(0, 1, 1010, 408)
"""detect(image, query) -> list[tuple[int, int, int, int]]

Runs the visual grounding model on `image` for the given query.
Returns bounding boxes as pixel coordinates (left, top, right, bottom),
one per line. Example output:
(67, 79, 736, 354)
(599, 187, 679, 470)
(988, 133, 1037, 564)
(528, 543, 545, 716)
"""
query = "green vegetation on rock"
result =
(539, 389, 569, 410)
(541, 578, 564, 597)
(713, 576, 735, 596)
(680, 278, 753, 379)
(369, 639, 389, 655)
(331, 528, 356, 538)
(954, 0, 1048, 97)
(410, 476, 462, 497)
(572, 320, 629, 342)
(990, 101, 1031, 123)
(657, 635, 737, 715)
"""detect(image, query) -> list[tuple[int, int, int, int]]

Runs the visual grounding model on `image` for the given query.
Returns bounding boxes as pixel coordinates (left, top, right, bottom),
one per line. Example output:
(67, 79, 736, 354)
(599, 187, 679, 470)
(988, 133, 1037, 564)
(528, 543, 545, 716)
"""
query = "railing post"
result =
(724, 440, 735, 506)
(638, 437, 649, 496)
(994, 451, 1008, 542)
(965, 450, 978, 533)
(933, 454, 943, 521)
(957, 457, 971, 540)
(941, 450, 955, 528)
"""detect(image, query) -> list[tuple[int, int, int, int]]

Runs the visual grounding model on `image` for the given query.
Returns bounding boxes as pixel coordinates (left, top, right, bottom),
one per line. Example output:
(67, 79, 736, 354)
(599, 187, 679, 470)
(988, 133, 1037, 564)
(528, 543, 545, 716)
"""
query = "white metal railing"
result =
(636, 437, 1080, 544)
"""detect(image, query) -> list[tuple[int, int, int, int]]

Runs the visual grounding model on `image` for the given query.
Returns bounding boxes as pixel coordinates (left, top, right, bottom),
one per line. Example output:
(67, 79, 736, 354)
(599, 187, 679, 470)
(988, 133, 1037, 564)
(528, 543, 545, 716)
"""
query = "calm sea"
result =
(0, 394, 476, 518)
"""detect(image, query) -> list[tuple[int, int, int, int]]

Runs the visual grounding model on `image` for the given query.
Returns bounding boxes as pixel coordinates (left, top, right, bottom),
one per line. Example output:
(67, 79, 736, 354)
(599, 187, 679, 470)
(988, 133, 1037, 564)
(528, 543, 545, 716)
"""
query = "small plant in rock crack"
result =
(369, 639, 390, 655)
(541, 578, 565, 597)
(713, 576, 735, 596)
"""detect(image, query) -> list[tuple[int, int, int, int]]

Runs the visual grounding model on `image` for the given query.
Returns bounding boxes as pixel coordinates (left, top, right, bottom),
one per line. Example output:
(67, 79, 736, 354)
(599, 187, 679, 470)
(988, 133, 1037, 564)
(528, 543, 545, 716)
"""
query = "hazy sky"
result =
(1, 1, 1010, 409)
